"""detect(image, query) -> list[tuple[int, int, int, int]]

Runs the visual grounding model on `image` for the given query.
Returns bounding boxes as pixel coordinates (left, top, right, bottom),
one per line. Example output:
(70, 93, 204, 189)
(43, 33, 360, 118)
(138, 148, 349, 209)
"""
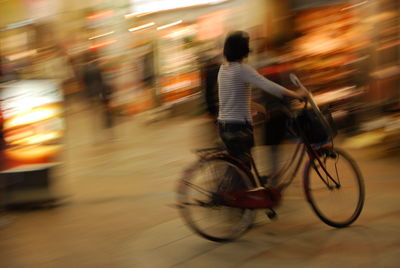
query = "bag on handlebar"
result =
(294, 107, 337, 144)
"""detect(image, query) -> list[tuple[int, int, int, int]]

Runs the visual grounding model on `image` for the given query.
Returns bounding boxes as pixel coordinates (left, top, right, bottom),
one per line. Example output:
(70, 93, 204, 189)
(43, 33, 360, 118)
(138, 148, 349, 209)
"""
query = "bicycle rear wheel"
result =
(177, 155, 256, 242)
(304, 147, 365, 228)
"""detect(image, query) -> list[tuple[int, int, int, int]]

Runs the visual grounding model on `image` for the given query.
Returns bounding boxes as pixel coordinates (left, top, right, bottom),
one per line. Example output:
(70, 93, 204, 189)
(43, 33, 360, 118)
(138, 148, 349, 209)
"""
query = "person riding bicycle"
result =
(218, 31, 307, 178)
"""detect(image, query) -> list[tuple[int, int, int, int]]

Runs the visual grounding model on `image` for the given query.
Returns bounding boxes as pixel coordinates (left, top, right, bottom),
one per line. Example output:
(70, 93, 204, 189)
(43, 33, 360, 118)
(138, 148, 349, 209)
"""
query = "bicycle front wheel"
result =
(304, 147, 365, 228)
(177, 155, 256, 242)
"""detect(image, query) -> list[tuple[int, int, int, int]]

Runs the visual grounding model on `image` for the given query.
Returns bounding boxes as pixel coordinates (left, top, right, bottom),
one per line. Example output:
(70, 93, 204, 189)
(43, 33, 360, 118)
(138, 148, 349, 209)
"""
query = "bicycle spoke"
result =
(313, 154, 341, 188)
(312, 161, 335, 190)
(182, 180, 213, 197)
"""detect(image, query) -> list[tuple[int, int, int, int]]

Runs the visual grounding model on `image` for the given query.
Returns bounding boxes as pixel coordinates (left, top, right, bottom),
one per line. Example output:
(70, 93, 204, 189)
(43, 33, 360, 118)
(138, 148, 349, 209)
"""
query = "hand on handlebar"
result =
(295, 87, 309, 101)
(286, 87, 308, 101)
(289, 73, 309, 101)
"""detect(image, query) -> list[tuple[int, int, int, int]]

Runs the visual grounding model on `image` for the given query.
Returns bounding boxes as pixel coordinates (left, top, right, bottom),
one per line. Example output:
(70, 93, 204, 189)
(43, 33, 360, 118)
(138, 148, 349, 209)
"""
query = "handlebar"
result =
(289, 73, 322, 113)
(289, 73, 302, 88)
(289, 73, 335, 139)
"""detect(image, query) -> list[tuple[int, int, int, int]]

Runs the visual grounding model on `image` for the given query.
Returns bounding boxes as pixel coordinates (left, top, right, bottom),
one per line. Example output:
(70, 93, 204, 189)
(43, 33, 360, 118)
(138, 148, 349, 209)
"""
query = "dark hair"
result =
(223, 31, 250, 62)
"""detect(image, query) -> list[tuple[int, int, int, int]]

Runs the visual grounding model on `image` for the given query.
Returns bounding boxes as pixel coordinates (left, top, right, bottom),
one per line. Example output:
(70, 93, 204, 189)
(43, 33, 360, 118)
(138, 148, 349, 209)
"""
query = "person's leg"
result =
(270, 145, 279, 172)
(264, 110, 287, 186)
(269, 144, 280, 187)
(218, 122, 254, 190)
(219, 123, 253, 168)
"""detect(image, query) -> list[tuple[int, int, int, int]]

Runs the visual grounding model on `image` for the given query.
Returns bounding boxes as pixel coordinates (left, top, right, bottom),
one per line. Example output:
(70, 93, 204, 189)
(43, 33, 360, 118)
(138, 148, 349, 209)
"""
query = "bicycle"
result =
(176, 74, 365, 242)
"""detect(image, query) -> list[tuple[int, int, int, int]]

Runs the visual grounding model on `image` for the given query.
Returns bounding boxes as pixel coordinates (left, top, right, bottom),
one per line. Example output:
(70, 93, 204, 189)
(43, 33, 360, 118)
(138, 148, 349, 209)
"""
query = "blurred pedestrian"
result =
(198, 48, 222, 147)
(81, 52, 114, 141)
(201, 50, 221, 120)
(256, 38, 295, 185)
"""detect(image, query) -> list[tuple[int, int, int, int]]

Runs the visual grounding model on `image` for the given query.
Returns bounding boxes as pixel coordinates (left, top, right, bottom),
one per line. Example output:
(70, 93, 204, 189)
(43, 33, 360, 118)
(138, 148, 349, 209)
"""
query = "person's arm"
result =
(241, 64, 304, 99)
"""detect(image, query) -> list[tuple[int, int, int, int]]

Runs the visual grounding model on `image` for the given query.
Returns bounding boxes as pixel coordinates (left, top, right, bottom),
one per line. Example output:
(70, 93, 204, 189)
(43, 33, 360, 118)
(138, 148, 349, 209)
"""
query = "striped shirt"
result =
(218, 62, 287, 123)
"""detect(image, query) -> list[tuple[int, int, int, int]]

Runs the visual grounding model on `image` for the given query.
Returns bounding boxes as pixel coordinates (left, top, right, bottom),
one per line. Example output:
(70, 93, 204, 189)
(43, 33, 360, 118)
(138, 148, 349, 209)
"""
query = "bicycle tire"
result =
(177, 154, 256, 242)
(303, 147, 365, 228)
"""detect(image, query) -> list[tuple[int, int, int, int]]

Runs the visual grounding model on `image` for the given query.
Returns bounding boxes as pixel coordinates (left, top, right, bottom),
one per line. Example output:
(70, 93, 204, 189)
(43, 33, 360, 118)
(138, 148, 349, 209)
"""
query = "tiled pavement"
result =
(0, 105, 399, 267)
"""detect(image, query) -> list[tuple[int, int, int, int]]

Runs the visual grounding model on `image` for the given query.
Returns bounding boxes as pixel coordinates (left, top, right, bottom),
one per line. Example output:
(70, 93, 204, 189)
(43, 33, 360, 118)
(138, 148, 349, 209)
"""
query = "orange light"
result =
(87, 9, 114, 20)
(89, 31, 115, 40)
(157, 20, 183, 30)
(90, 39, 117, 50)
(128, 22, 155, 32)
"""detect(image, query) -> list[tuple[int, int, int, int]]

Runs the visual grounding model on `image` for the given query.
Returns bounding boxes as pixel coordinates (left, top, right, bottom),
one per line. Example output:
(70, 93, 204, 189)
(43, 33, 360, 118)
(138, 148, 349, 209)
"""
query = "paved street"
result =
(1, 103, 399, 268)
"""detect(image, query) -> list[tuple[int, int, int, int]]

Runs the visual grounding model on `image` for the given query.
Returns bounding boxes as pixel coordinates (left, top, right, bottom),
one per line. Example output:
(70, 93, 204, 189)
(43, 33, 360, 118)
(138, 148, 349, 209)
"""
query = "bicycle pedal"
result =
(266, 209, 277, 220)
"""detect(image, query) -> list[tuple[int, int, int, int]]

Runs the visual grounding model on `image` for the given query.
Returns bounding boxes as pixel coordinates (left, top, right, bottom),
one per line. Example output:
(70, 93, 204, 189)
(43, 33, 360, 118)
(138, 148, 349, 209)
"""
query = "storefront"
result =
(157, 23, 200, 103)
(0, 19, 38, 82)
(123, 1, 225, 112)
(123, 0, 270, 113)
(0, 80, 64, 206)
(0, 0, 68, 206)
(287, 0, 399, 144)
(366, 0, 400, 107)
(252, 0, 399, 139)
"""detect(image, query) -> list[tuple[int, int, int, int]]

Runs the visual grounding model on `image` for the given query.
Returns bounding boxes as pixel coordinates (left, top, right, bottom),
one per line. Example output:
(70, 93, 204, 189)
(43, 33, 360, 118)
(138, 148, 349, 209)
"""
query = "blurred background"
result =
(0, 0, 399, 267)
(1, 0, 399, 149)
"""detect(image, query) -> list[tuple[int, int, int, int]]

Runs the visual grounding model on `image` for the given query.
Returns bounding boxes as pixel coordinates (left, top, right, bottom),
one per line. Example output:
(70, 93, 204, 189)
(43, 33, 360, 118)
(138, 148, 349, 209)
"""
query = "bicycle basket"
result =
(294, 107, 337, 144)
